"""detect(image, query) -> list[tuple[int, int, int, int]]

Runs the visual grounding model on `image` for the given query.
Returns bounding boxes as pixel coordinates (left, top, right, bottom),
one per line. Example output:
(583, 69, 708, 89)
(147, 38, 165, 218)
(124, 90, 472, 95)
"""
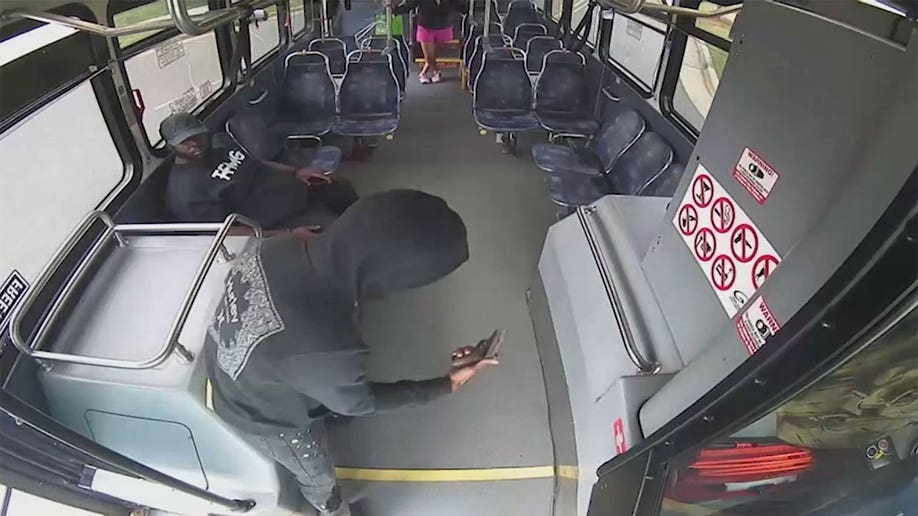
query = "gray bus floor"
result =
(328, 69, 560, 515)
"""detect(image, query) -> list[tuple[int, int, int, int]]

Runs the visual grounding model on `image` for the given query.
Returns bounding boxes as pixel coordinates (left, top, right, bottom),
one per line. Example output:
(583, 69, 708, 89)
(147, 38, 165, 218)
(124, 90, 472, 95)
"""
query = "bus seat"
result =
(115, 161, 173, 224)
(226, 108, 342, 174)
(532, 108, 645, 176)
(341, 34, 358, 54)
(36, 233, 288, 512)
(637, 163, 686, 198)
(525, 36, 562, 76)
(308, 38, 348, 77)
(279, 52, 337, 137)
(543, 132, 673, 206)
(473, 49, 540, 132)
(468, 34, 512, 90)
(332, 55, 400, 137)
(463, 23, 503, 66)
(363, 35, 410, 77)
(533, 51, 599, 137)
(606, 133, 674, 194)
(363, 37, 408, 96)
(503, 4, 540, 40)
(513, 23, 547, 49)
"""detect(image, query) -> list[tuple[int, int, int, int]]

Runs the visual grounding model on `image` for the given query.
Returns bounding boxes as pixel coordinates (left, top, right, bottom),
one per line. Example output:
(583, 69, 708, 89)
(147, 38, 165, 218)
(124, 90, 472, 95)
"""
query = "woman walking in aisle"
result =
(389, 0, 466, 83)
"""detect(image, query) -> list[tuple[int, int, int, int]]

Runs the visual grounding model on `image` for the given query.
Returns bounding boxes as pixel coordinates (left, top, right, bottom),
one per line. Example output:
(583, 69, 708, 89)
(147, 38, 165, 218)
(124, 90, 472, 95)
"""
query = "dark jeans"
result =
(248, 419, 350, 516)
(281, 179, 359, 230)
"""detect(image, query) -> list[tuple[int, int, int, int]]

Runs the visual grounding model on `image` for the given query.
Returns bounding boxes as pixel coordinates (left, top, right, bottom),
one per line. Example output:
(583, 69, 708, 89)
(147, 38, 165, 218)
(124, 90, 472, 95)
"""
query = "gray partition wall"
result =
(640, 0, 917, 433)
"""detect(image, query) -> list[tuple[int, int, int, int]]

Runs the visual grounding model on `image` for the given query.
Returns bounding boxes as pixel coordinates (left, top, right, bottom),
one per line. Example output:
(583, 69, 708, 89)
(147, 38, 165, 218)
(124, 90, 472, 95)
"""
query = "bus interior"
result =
(0, 0, 916, 515)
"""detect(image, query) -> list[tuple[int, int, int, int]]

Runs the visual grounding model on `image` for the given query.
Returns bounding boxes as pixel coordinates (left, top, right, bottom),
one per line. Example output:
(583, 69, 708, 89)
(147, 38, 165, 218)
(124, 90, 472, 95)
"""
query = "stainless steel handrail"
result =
(4, 1, 274, 38)
(576, 206, 661, 374)
(8, 213, 262, 370)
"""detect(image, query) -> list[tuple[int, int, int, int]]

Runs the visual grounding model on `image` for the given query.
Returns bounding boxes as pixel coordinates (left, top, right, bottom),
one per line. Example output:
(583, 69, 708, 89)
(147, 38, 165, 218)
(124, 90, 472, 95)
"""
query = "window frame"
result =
(0, 3, 141, 215)
(605, 10, 670, 98)
(246, 1, 286, 68)
(289, 0, 310, 39)
(107, 0, 235, 152)
(659, 0, 733, 140)
(587, 171, 918, 515)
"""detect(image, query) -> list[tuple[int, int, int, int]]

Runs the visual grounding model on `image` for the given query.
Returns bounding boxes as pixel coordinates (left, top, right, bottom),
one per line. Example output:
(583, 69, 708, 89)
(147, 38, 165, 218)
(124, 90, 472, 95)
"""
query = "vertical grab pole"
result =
(386, 0, 394, 48)
(320, 0, 330, 37)
(483, 0, 491, 37)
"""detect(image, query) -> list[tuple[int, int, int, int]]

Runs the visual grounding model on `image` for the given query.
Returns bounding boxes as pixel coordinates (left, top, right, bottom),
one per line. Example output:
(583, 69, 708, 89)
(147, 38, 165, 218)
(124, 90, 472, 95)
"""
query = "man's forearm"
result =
(369, 377, 452, 413)
(262, 160, 296, 174)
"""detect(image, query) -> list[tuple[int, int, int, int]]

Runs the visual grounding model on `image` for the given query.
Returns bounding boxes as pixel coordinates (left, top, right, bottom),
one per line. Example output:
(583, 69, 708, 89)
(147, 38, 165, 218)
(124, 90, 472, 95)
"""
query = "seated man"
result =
(161, 113, 357, 235)
(205, 190, 498, 516)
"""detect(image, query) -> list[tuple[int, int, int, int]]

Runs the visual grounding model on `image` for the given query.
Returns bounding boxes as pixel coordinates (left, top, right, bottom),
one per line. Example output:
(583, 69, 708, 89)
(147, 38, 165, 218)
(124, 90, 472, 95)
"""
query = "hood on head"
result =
(308, 190, 469, 299)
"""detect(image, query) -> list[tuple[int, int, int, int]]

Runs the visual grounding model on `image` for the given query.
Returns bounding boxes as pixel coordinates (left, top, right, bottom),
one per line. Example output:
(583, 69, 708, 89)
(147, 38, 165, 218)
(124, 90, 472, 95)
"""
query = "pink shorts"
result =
(416, 26, 453, 44)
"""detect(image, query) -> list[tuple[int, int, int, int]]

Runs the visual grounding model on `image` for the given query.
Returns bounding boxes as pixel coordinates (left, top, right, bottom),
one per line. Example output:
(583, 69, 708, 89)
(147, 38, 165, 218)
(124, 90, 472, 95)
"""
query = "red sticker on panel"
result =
(692, 174, 714, 208)
(694, 228, 716, 262)
(613, 418, 627, 455)
(711, 255, 736, 291)
(710, 197, 735, 233)
(752, 254, 779, 289)
(730, 224, 759, 263)
(678, 204, 699, 236)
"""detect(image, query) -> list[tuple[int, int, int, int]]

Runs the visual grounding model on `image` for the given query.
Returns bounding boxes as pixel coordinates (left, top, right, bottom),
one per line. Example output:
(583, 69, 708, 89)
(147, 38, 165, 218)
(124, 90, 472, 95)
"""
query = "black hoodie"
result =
(204, 190, 469, 435)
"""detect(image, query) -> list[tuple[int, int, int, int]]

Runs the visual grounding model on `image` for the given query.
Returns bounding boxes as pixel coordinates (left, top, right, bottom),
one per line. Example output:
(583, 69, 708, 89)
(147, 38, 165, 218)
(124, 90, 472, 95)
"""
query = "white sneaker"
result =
(430, 71, 442, 83)
(419, 72, 431, 84)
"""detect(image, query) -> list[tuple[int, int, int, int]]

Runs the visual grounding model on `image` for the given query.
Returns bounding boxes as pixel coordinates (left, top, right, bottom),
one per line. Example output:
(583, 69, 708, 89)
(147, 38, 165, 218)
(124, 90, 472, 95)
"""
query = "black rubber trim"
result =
(590, 169, 917, 512)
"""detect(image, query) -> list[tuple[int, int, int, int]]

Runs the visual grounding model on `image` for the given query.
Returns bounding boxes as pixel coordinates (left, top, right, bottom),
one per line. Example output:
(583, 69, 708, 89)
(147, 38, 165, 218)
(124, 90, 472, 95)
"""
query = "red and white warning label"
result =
(612, 418, 627, 455)
(733, 147, 779, 205)
(672, 164, 782, 317)
(735, 296, 781, 355)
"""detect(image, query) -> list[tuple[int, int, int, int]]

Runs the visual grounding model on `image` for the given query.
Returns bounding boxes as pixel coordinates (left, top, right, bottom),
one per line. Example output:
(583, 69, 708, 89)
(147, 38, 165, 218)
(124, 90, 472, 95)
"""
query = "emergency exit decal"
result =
(673, 164, 782, 317)
(0, 270, 29, 335)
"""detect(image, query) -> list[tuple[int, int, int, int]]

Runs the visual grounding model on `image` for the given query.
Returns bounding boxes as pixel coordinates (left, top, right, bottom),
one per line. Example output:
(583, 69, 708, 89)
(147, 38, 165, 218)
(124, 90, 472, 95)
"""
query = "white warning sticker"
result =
(733, 147, 779, 205)
(673, 164, 782, 317)
(735, 296, 781, 355)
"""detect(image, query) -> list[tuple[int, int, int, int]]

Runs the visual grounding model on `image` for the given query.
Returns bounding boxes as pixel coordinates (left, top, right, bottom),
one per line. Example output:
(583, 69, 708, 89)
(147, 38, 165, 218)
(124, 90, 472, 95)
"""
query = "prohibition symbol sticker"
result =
(692, 174, 714, 208)
(731, 223, 759, 263)
(710, 197, 735, 233)
(678, 204, 699, 236)
(694, 228, 716, 262)
(711, 255, 736, 291)
(752, 254, 779, 289)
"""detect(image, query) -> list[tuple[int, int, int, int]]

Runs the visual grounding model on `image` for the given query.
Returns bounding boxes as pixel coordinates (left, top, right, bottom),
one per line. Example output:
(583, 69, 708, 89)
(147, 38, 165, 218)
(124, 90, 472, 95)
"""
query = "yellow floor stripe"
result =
(208, 381, 578, 485)
(336, 465, 572, 482)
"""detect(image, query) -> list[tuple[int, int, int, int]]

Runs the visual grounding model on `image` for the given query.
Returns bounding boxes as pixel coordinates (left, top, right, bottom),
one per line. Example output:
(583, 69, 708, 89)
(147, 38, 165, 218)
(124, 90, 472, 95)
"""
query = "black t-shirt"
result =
(393, 0, 466, 30)
(165, 145, 311, 229)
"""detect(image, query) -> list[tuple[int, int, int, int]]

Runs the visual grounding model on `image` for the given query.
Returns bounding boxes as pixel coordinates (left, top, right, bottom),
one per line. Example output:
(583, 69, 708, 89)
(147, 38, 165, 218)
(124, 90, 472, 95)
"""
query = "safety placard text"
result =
(673, 164, 782, 317)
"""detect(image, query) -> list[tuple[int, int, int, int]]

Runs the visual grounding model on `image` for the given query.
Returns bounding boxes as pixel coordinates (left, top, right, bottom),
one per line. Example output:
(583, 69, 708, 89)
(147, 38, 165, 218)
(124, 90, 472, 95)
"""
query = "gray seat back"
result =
(474, 48, 533, 112)
(637, 163, 686, 197)
(525, 36, 562, 74)
(607, 132, 674, 194)
(593, 108, 646, 173)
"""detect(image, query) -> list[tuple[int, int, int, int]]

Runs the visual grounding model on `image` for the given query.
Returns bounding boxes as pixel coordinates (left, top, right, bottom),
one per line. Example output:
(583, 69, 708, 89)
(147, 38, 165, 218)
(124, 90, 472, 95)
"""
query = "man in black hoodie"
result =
(205, 190, 497, 516)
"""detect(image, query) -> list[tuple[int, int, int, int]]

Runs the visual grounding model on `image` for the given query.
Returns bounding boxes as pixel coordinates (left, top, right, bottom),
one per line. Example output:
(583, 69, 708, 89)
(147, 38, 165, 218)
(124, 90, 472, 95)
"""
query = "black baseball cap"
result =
(159, 112, 210, 147)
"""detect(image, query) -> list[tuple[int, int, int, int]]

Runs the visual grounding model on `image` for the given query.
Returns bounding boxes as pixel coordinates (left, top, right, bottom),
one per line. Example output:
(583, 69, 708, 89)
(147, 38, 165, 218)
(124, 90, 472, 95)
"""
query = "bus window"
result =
(607, 11, 667, 92)
(248, 4, 282, 64)
(122, 33, 223, 146)
(551, 0, 562, 23)
(569, 0, 598, 49)
(291, 0, 308, 36)
(672, 1, 738, 131)
(0, 79, 125, 284)
(661, 305, 918, 514)
(113, 0, 210, 49)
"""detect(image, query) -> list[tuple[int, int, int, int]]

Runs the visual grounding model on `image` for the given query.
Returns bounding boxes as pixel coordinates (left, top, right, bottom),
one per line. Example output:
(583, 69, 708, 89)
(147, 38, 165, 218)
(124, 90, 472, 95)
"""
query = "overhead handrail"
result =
(576, 205, 661, 374)
(601, 0, 742, 19)
(8, 212, 262, 370)
(2, 0, 274, 38)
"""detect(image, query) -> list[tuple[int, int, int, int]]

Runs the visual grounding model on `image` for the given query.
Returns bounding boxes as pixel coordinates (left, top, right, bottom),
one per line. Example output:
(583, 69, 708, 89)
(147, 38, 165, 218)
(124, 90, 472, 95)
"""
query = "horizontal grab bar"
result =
(577, 206, 661, 374)
(8, 213, 262, 370)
